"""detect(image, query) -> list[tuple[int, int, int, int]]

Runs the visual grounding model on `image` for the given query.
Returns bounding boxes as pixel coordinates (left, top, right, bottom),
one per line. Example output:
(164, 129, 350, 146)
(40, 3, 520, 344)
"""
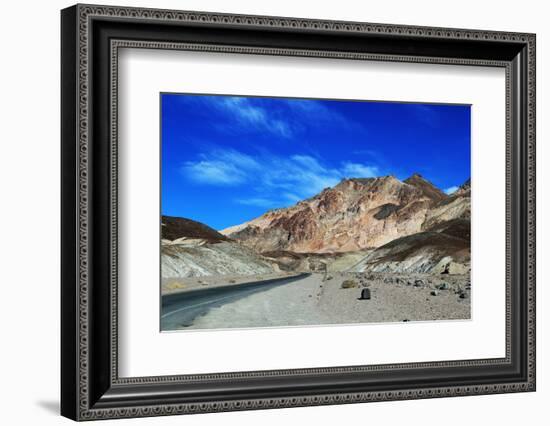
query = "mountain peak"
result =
(404, 173, 447, 203)
(334, 175, 402, 194)
(404, 172, 429, 183)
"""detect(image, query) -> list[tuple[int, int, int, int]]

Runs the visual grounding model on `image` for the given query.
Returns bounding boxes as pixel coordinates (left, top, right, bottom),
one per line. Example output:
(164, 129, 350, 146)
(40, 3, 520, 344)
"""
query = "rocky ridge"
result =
(163, 174, 470, 276)
(161, 216, 278, 278)
(221, 174, 470, 255)
(162, 215, 229, 244)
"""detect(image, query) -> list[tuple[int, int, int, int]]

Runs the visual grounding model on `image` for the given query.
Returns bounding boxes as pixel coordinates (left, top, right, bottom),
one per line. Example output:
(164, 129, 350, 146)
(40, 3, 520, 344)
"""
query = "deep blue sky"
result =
(161, 93, 470, 230)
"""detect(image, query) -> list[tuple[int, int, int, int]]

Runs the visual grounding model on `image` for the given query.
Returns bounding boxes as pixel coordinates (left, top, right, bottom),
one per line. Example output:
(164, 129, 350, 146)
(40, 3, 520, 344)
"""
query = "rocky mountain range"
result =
(220, 174, 470, 253)
(162, 174, 470, 276)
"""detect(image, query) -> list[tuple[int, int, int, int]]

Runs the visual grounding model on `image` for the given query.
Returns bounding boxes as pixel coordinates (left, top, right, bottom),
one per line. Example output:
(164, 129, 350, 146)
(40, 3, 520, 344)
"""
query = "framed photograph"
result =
(61, 4, 536, 421)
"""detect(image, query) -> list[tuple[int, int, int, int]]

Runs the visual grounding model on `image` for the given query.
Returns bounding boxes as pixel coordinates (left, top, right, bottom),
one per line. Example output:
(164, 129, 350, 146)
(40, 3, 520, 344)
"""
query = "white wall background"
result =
(0, 0, 546, 424)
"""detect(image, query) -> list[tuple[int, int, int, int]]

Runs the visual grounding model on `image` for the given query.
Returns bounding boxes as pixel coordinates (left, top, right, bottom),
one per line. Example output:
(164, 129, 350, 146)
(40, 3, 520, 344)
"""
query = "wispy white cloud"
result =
(290, 154, 326, 173)
(282, 192, 302, 202)
(213, 149, 261, 170)
(181, 95, 365, 140)
(183, 161, 244, 186)
(282, 98, 357, 128)
(181, 149, 260, 186)
(235, 197, 280, 208)
(341, 162, 379, 178)
(207, 96, 292, 138)
(182, 148, 380, 208)
(260, 154, 342, 197)
(444, 186, 459, 195)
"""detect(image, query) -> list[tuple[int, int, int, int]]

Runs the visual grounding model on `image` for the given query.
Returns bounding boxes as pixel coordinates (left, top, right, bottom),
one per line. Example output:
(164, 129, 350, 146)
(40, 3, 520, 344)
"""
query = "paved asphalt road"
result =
(161, 273, 311, 330)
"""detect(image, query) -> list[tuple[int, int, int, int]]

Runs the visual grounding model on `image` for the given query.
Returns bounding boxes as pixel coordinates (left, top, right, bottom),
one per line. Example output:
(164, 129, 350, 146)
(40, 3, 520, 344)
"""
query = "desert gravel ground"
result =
(187, 272, 470, 330)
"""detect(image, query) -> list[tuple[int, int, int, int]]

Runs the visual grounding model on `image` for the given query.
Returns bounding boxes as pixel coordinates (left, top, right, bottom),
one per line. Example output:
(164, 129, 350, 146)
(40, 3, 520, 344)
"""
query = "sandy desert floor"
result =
(168, 272, 470, 330)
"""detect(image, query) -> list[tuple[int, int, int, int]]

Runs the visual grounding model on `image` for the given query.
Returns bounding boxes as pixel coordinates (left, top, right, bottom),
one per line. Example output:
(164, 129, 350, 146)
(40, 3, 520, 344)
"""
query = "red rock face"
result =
(317, 189, 344, 216)
(272, 206, 318, 242)
(222, 175, 470, 253)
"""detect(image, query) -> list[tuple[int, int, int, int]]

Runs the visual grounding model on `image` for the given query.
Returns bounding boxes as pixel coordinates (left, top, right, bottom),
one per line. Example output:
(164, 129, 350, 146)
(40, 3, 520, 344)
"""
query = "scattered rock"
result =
(434, 259, 470, 275)
(459, 292, 469, 299)
(341, 279, 359, 289)
(438, 283, 449, 290)
(166, 281, 187, 291)
(325, 275, 333, 281)
(430, 290, 439, 296)
(359, 288, 371, 300)
(414, 279, 424, 286)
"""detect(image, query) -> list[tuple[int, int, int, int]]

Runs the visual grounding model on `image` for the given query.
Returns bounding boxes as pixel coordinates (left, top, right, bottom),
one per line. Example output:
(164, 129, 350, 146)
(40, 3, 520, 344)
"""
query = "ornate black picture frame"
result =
(61, 4, 536, 421)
